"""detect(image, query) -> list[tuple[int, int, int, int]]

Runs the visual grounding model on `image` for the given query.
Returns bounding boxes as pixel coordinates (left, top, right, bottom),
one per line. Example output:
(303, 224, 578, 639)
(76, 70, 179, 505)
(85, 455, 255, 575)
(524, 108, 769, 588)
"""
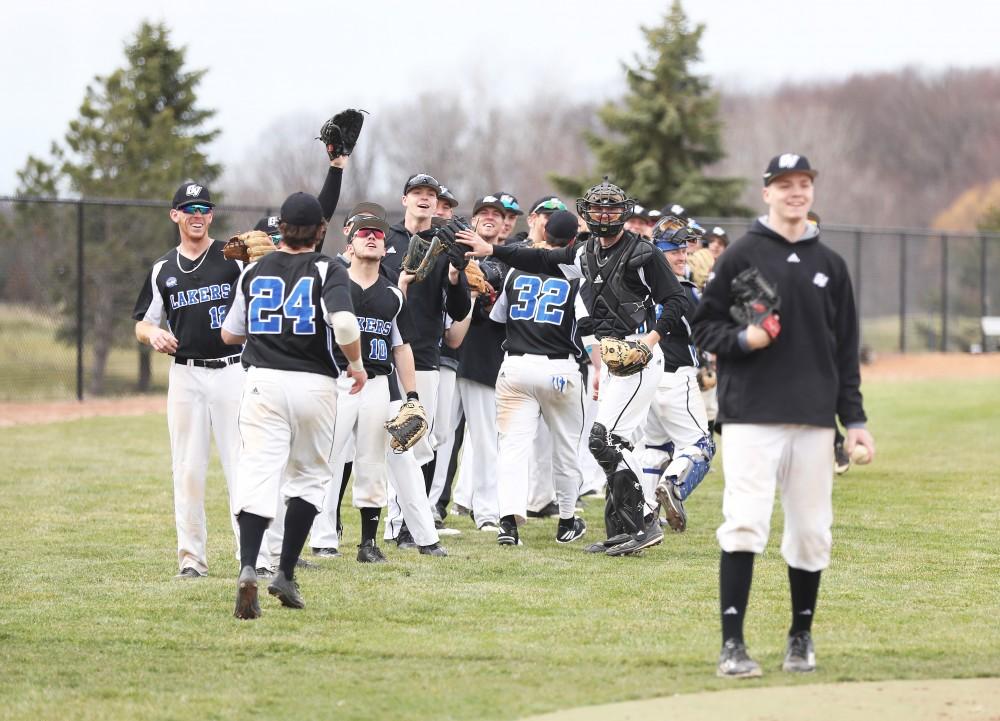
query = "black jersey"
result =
(132, 239, 242, 360)
(490, 268, 585, 361)
(332, 275, 414, 377)
(381, 221, 471, 371)
(655, 278, 699, 372)
(457, 297, 507, 387)
(490, 231, 685, 341)
(223, 251, 354, 378)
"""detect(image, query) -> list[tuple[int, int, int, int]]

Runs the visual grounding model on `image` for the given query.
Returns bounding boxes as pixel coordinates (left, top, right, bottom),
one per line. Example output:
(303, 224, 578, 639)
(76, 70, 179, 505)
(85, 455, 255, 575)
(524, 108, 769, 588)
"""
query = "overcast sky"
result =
(2, 0, 998, 196)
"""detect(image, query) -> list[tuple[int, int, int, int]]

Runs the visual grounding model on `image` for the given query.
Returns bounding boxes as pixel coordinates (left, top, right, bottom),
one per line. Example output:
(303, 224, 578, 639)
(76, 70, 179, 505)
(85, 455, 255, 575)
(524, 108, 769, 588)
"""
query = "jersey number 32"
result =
(509, 276, 570, 325)
(248, 276, 316, 335)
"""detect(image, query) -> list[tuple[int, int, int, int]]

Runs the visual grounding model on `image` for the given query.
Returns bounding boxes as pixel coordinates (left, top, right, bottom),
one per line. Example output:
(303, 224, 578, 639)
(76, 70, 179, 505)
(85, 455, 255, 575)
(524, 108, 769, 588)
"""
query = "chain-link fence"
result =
(2, 196, 998, 402)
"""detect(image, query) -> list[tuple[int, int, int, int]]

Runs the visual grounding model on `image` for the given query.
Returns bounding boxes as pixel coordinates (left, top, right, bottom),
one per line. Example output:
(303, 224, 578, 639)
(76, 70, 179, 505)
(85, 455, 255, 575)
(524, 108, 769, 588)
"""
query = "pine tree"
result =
(552, 1, 748, 216)
(16, 22, 221, 394)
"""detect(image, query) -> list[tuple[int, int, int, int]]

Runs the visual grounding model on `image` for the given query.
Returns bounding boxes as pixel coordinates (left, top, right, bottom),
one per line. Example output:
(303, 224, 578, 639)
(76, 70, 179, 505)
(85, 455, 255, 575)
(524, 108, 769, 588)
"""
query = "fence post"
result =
(76, 201, 85, 402)
(982, 236, 989, 351)
(853, 230, 863, 329)
(899, 233, 907, 353)
(940, 234, 948, 351)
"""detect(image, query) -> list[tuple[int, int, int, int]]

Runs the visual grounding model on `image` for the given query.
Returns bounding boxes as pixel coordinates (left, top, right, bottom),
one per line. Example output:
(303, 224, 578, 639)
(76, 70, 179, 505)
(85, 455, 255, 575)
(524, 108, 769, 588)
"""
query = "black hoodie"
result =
(691, 218, 866, 428)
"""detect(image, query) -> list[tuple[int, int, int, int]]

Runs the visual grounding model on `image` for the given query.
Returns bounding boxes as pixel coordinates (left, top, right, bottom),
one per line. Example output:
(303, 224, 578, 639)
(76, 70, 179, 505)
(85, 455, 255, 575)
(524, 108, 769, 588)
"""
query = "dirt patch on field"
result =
(861, 353, 999, 381)
(0, 395, 166, 427)
(522, 677, 1000, 721)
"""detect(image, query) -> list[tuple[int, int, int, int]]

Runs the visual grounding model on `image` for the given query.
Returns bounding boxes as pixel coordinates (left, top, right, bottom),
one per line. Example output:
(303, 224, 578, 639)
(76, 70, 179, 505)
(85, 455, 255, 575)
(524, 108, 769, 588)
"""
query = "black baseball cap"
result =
(472, 195, 507, 216)
(254, 215, 281, 235)
(763, 153, 818, 186)
(438, 186, 459, 208)
(403, 173, 441, 196)
(493, 191, 523, 216)
(279, 192, 324, 226)
(348, 214, 390, 238)
(530, 196, 567, 215)
(172, 181, 214, 209)
(632, 203, 662, 223)
(544, 210, 579, 244)
(344, 202, 387, 227)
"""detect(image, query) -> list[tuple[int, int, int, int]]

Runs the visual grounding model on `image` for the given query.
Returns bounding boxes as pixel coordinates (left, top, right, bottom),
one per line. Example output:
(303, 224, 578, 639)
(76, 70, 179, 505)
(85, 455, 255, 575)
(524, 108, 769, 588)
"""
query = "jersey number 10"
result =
(248, 276, 316, 335)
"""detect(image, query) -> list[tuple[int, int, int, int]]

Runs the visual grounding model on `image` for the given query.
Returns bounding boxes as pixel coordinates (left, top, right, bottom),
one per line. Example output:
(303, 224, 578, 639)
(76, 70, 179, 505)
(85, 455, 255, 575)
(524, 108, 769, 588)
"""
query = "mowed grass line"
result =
(1, 379, 998, 720)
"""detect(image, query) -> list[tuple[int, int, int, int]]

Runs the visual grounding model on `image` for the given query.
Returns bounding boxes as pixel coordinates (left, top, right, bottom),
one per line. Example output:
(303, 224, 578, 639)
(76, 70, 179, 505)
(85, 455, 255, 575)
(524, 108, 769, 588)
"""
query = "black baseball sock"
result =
(278, 497, 318, 581)
(720, 550, 755, 644)
(237, 512, 269, 570)
(360, 507, 381, 543)
(788, 566, 822, 635)
(422, 456, 436, 495)
(335, 463, 352, 535)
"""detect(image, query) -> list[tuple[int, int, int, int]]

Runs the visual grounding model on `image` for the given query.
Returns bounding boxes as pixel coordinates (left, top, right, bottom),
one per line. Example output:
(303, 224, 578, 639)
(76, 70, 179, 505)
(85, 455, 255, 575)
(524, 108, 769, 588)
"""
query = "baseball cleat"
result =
(176, 567, 206, 579)
(478, 522, 501, 533)
(418, 542, 448, 557)
(605, 521, 663, 557)
(234, 565, 261, 620)
(656, 480, 687, 532)
(497, 518, 520, 546)
(267, 570, 305, 609)
(584, 533, 630, 553)
(717, 638, 762, 678)
(395, 524, 418, 550)
(431, 506, 445, 529)
(555, 517, 587, 544)
(357, 539, 388, 563)
(782, 631, 816, 673)
(254, 566, 276, 579)
(311, 547, 341, 559)
(526, 500, 560, 518)
(295, 558, 319, 570)
(834, 441, 851, 475)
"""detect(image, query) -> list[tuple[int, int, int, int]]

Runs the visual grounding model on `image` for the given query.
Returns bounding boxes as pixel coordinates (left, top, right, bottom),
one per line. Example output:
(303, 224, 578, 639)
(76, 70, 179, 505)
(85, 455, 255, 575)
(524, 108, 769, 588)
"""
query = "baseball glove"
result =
(730, 267, 781, 339)
(384, 399, 429, 454)
(401, 228, 444, 283)
(464, 261, 490, 295)
(223, 231, 276, 263)
(318, 108, 367, 160)
(687, 248, 715, 291)
(599, 337, 653, 377)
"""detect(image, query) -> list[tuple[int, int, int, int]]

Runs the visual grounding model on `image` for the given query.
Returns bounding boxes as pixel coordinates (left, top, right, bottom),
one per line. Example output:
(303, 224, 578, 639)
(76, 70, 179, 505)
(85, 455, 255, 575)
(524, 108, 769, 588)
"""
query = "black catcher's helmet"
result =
(576, 177, 634, 238)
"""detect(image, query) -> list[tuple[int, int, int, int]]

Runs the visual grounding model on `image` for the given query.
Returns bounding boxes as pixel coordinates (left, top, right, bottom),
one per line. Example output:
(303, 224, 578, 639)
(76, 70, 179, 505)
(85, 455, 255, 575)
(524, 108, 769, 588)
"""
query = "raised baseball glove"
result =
(318, 108, 367, 160)
(401, 227, 445, 283)
(440, 216, 471, 271)
(599, 337, 653, 377)
(730, 267, 781, 339)
(464, 261, 490, 295)
(384, 399, 428, 453)
(223, 231, 276, 263)
(687, 247, 715, 291)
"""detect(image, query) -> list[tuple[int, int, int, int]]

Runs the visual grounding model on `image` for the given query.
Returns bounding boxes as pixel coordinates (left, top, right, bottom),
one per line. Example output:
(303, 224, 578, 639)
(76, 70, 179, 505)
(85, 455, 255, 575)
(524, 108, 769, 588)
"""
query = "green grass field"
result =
(2, 378, 998, 721)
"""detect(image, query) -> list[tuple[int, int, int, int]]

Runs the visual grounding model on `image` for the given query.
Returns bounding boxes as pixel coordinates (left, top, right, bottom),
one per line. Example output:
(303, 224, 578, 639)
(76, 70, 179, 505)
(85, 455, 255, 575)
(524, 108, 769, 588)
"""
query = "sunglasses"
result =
(179, 204, 213, 215)
(500, 198, 521, 211)
(407, 174, 439, 188)
(532, 198, 567, 213)
(354, 228, 386, 241)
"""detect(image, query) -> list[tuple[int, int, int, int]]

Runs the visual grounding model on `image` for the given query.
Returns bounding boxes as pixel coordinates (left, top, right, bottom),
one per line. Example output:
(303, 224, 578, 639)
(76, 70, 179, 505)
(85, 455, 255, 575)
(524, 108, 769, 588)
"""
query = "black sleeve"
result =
(832, 258, 867, 426)
(491, 243, 577, 277)
(644, 250, 688, 338)
(691, 252, 752, 359)
(395, 294, 417, 345)
(318, 166, 344, 222)
(132, 268, 155, 321)
(322, 261, 355, 315)
(444, 266, 472, 320)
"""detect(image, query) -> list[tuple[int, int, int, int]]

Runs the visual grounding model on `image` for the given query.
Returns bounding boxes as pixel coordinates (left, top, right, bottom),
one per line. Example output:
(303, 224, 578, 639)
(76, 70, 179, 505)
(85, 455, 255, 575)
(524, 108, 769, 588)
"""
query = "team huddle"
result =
(133, 111, 874, 678)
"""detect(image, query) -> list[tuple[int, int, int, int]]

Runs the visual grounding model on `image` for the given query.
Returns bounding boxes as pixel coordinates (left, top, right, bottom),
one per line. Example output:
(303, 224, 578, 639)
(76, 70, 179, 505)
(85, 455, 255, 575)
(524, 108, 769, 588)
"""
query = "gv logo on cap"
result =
(186, 184, 203, 197)
(268, 216, 279, 227)
(778, 154, 800, 169)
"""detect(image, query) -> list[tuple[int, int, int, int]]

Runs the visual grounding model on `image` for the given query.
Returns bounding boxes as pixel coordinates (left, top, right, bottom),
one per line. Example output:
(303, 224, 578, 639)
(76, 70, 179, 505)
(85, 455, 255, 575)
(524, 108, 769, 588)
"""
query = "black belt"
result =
(508, 352, 574, 361)
(174, 355, 241, 369)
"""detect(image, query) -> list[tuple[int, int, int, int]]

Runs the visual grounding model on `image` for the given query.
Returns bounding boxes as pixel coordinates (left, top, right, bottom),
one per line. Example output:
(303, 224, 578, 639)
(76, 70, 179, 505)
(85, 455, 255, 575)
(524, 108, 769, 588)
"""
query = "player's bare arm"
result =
(135, 320, 178, 354)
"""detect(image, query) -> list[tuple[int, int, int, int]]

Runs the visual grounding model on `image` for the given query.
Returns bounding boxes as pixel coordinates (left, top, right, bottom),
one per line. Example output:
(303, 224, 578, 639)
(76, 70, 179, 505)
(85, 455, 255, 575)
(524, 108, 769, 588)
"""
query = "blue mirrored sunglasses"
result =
(533, 199, 567, 212)
(179, 204, 213, 215)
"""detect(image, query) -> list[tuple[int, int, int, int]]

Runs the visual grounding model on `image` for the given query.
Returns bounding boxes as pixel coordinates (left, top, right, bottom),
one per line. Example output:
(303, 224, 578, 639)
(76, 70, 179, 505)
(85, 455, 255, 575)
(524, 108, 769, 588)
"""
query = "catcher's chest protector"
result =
(583, 235, 653, 338)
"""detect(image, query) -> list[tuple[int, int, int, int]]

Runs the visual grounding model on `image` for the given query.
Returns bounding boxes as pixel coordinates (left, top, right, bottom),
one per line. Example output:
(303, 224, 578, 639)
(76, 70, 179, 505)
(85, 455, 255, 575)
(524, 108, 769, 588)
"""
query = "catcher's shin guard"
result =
(589, 422, 632, 475)
(608, 469, 645, 536)
(603, 491, 627, 538)
(662, 437, 715, 501)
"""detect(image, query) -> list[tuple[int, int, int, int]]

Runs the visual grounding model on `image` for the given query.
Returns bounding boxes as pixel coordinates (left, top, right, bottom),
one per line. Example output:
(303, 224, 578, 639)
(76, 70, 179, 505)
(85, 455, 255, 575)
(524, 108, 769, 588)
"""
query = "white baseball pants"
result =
(457, 378, 500, 527)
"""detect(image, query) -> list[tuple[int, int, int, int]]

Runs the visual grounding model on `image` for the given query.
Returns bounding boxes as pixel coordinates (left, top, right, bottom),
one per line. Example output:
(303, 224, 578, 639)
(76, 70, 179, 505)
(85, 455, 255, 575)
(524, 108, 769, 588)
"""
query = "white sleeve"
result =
(221, 266, 251, 336)
(140, 260, 168, 326)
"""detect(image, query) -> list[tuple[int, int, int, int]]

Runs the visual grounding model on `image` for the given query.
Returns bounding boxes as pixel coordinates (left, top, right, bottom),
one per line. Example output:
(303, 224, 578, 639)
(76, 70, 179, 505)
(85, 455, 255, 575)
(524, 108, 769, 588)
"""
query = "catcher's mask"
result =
(576, 177, 634, 238)
(653, 220, 701, 252)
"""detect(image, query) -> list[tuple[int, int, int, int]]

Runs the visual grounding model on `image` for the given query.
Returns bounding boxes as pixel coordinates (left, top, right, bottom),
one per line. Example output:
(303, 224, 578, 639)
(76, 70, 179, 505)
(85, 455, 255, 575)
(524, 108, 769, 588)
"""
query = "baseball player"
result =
(382, 173, 471, 543)
(489, 209, 590, 546)
(640, 222, 715, 533)
(494, 191, 524, 243)
(133, 181, 246, 578)
(692, 153, 875, 676)
(458, 179, 687, 556)
(436, 186, 458, 219)
(453, 195, 511, 531)
(222, 191, 366, 620)
(310, 206, 448, 560)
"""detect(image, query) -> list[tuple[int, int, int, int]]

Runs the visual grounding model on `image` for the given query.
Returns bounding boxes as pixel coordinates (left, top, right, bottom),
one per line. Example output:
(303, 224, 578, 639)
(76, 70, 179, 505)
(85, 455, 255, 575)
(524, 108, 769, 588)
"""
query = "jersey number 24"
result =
(248, 276, 316, 335)
(509, 276, 570, 325)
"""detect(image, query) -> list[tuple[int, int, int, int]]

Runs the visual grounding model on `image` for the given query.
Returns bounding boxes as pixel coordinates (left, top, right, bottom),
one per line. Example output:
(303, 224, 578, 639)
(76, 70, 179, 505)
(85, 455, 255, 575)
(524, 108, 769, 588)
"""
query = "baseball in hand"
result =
(850, 444, 872, 465)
